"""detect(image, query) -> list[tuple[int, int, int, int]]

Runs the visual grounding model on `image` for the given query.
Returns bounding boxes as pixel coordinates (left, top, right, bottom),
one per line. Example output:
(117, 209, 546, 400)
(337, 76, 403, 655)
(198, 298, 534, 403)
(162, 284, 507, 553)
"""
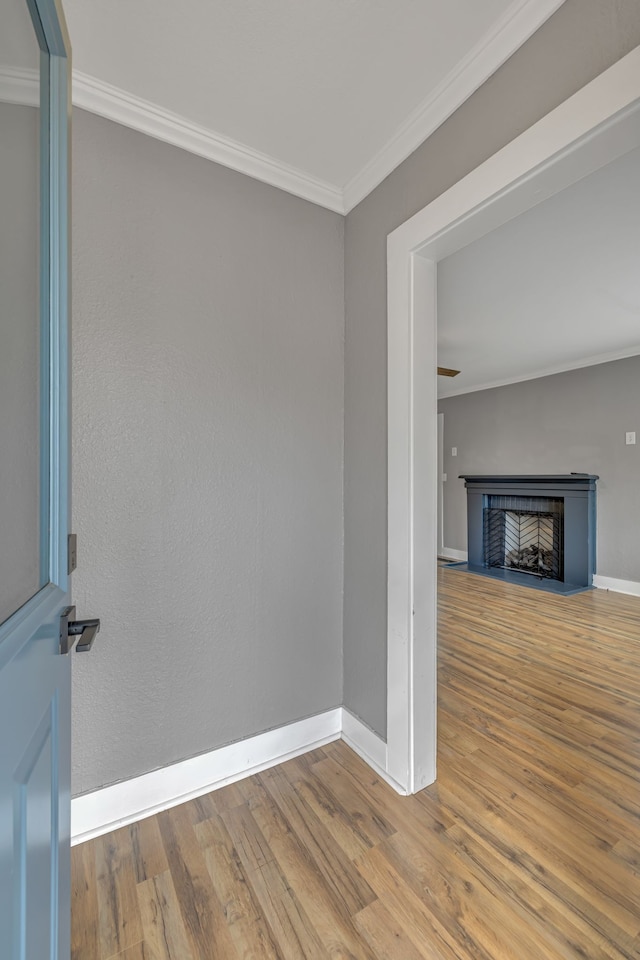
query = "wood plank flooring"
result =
(71, 568, 640, 958)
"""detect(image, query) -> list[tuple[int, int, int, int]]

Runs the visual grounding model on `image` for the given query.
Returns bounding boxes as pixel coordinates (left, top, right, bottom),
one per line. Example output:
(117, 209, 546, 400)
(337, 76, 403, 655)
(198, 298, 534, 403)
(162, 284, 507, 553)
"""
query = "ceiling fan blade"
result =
(437, 366, 461, 377)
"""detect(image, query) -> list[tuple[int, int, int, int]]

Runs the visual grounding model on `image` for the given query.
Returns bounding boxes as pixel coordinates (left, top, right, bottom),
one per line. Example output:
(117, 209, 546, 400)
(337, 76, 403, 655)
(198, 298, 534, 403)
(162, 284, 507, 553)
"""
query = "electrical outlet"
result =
(626, 431, 636, 445)
(451, 447, 457, 457)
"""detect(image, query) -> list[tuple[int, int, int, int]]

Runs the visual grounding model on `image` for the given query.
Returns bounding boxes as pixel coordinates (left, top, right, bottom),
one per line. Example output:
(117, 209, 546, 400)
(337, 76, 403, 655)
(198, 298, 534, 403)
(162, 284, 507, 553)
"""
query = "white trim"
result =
(386, 46, 640, 795)
(440, 548, 468, 562)
(593, 575, 640, 597)
(0, 66, 39, 106)
(340, 708, 406, 794)
(343, 0, 566, 212)
(71, 72, 344, 213)
(387, 253, 439, 794)
(439, 344, 640, 399)
(439, 562, 640, 595)
(438, 558, 640, 595)
(438, 413, 445, 556)
(71, 709, 341, 845)
(341, 709, 386, 769)
(3, 0, 563, 212)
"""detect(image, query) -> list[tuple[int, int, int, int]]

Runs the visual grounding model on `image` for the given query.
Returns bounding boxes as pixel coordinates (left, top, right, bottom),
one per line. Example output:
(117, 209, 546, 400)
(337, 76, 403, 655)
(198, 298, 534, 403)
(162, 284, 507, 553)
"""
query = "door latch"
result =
(60, 606, 101, 655)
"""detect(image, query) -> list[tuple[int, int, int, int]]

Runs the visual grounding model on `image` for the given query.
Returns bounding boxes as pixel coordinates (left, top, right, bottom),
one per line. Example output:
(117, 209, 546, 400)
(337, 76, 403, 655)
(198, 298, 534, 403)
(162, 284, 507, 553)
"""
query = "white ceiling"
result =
(437, 144, 640, 398)
(58, 0, 564, 211)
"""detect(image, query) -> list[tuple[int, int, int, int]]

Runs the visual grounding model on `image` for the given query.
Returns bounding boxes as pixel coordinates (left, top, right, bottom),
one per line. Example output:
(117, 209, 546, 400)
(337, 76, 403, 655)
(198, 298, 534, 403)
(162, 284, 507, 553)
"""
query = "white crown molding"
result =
(5, 1, 566, 211)
(72, 71, 345, 213)
(438, 345, 640, 399)
(71, 708, 342, 845)
(58, 0, 564, 214)
(343, 0, 567, 212)
(0, 65, 39, 106)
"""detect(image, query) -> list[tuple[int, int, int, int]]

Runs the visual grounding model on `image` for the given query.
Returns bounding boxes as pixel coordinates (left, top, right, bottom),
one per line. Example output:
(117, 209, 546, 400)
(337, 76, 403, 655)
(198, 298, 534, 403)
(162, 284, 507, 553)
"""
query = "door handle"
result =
(59, 606, 101, 655)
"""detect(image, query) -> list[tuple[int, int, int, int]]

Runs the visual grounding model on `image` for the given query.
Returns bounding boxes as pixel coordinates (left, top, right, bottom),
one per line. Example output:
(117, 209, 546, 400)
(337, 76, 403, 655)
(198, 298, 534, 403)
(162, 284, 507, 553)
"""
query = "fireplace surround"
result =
(460, 475, 598, 594)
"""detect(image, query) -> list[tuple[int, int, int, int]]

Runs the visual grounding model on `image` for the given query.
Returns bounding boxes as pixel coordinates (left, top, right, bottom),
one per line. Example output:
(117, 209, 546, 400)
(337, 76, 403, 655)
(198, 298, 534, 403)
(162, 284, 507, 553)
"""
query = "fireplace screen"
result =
(484, 500, 564, 580)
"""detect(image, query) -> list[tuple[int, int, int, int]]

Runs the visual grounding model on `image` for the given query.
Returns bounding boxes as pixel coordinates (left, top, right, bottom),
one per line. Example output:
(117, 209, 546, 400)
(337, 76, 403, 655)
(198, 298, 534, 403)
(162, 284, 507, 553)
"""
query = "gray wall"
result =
(0, 102, 40, 624)
(71, 110, 345, 795)
(343, 0, 640, 738)
(70, 0, 640, 787)
(439, 356, 640, 582)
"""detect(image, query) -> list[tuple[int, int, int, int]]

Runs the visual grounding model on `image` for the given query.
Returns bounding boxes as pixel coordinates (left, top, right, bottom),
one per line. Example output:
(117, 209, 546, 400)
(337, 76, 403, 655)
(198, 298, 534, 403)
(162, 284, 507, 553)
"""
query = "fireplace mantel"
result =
(459, 474, 598, 593)
(460, 474, 599, 491)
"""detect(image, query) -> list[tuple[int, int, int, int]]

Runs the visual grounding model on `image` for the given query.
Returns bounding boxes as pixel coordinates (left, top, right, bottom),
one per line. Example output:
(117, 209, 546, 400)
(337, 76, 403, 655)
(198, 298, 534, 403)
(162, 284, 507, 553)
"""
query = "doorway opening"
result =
(384, 46, 640, 793)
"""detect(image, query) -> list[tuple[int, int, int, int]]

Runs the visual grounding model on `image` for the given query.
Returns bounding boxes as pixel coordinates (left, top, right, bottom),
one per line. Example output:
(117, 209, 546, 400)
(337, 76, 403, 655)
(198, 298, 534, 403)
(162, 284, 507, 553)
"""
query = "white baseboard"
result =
(438, 560, 640, 597)
(71, 708, 342, 845)
(440, 547, 468, 562)
(437, 560, 640, 597)
(70, 567, 640, 845)
(341, 709, 406, 795)
(593, 575, 640, 597)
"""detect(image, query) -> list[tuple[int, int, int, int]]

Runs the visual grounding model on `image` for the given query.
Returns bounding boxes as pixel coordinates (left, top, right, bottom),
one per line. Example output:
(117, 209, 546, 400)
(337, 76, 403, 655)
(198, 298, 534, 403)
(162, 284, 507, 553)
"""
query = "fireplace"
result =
(460, 475, 598, 594)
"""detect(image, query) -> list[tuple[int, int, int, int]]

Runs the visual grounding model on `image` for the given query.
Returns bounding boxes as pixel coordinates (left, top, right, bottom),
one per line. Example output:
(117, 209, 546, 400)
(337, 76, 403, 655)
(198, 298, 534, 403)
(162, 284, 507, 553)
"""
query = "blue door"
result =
(0, 0, 74, 957)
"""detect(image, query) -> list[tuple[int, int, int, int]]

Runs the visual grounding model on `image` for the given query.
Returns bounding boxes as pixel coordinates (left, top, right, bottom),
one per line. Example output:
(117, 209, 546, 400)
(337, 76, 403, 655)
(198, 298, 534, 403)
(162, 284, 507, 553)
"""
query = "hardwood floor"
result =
(71, 568, 640, 959)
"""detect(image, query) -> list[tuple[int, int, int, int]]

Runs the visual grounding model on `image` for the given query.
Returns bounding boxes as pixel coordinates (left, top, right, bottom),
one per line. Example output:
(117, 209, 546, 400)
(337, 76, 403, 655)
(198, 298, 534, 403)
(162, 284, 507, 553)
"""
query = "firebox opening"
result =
(483, 496, 564, 581)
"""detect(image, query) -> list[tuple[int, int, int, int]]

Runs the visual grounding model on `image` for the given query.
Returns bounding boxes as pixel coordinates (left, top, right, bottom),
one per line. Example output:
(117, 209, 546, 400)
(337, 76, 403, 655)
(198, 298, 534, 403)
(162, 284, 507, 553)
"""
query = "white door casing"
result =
(438, 413, 444, 556)
(385, 45, 640, 794)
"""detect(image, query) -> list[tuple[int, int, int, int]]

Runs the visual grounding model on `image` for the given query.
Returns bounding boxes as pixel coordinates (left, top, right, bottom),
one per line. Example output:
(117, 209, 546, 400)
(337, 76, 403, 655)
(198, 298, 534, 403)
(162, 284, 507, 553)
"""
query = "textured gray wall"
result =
(0, 102, 40, 624)
(439, 356, 640, 582)
(71, 111, 344, 795)
(343, 0, 640, 737)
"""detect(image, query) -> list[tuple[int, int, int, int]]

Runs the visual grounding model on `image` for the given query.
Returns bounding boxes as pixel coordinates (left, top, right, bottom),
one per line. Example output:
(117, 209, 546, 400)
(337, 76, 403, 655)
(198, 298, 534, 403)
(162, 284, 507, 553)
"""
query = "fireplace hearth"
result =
(460, 475, 598, 595)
